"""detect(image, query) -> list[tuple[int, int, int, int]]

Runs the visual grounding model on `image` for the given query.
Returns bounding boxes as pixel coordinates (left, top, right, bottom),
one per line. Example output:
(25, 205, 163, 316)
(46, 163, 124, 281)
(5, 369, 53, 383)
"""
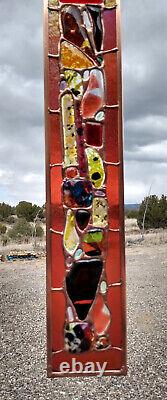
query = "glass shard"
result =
(65, 322, 94, 353)
(95, 110, 105, 121)
(64, 70, 83, 98)
(84, 122, 103, 147)
(81, 69, 104, 118)
(65, 167, 79, 179)
(91, 295, 111, 335)
(67, 306, 74, 322)
(63, 178, 93, 208)
(63, 209, 80, 255)
(104, 0, 117, 8)
(83, 228, 103, 243)
(66, 259, 103, 320)
(92, 197, 108, 227)
(75, 209, 90, 231)
(61, 6, 96, 62)
(60, 41, 94, 69)
(87, 6, 103, 52)
(82, 241, 102, 257)
(95, 335, 110, 350)
(74, 248, 83, 260)
(85, 147, 105, 188)
(61, 93, 77, 167)
(100, 280, 107, 294)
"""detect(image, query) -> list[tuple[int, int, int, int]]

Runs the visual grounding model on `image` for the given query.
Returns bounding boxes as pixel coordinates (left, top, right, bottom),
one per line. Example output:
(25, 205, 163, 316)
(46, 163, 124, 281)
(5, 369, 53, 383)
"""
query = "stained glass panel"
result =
(44, 0, 126, 377)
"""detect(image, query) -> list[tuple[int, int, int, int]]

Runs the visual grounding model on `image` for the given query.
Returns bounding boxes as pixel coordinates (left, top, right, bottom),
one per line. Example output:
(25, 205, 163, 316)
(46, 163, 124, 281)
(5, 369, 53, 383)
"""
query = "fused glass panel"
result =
(44, 0, 126, 377)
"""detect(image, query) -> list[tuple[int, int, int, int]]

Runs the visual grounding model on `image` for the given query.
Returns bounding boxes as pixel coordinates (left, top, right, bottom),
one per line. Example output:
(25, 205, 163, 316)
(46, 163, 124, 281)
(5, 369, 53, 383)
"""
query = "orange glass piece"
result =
(81, 69, 104, 118)
(60, 41, 94, 69)
(91, 295, 111, 335)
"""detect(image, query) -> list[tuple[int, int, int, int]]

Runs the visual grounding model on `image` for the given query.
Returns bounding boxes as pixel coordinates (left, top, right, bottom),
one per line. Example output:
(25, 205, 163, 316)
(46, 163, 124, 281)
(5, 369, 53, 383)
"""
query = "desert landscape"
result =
(0, 219, 166, 399)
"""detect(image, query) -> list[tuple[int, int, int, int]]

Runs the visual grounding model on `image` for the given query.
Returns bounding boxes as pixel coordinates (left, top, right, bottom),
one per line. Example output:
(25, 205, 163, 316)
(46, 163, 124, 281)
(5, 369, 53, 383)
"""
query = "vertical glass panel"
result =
(103, 52, 118, 105)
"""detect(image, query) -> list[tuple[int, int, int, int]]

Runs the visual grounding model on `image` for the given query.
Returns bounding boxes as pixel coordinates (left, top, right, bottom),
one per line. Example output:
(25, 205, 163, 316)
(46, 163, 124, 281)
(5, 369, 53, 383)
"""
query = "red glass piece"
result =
(105, 108, 119, 163)
(107, 287, 123, 348)
(104, 52, 118, 105)
(106, 231, 121, 284)
(51, 292, 66, 351)
(51, 233, 65, 287)
(81, 69, 104, 119)
(103, 9, 117, 51)
(82, 241, 102, 256)
(48, 59, 59, 110)
(49, 114, 62, 165)
(50, 166, 64, 232)
(90, 295, 111, 335)
(106, 165, 119, 230)
(65, 167, 79, 179)
(61, 6, 96, 61)
(84, 122, 103, 147)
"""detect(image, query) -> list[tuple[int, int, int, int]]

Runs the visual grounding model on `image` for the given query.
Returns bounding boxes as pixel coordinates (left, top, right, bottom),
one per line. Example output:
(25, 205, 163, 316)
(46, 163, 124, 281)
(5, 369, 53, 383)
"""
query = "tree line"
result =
(126, 195, 167, 229)
(0, 202, 45, 245)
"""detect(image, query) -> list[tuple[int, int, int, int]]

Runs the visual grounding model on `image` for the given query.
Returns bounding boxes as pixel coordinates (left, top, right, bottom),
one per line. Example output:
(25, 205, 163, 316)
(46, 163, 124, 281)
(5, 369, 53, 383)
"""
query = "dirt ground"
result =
(0, 233, 167, 400)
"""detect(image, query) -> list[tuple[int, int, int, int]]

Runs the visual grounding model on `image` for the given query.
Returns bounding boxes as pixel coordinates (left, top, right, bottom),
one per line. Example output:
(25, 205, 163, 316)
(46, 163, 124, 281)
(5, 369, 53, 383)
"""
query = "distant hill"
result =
(125, 204, 140, 211)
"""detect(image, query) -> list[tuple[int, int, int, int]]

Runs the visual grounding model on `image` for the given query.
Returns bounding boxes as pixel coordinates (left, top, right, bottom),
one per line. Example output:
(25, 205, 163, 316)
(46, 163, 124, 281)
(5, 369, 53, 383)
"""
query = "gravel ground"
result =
(0, 243, 167, 400)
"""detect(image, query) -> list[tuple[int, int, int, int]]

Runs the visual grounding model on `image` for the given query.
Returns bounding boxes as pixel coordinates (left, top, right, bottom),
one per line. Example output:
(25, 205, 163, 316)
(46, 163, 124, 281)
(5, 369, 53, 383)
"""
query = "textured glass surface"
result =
(45, 0, 126, 376)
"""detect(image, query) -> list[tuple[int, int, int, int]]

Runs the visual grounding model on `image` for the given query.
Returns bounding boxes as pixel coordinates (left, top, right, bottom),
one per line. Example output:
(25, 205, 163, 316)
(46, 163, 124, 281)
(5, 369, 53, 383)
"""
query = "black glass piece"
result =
(75, 209, 90, 231)
(87, 6, 103, 52)
(66, 259, 103, 320)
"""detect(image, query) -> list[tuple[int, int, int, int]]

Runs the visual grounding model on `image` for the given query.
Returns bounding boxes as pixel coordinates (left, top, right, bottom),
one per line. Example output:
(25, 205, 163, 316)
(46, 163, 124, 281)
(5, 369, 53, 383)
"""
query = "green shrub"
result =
(0, 203, 13, 221)
(137, 195, 167, 230)
(15, 201, 41, 222)
(125, 210, 139, 219)
(8, 218, 32, 240)
(0, 224, 7, 235)
(35, 225, 44, 238)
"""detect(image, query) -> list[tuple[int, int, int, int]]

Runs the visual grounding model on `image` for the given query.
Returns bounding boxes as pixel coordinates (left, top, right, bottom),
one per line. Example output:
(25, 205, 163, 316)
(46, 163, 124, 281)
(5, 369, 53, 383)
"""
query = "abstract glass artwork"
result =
(44, 0, 126, 377)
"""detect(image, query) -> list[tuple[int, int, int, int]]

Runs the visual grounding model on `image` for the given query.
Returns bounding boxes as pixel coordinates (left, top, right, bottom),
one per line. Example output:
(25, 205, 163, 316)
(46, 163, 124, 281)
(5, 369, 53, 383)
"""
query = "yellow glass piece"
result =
(81, 39, 91, 50)
(63, 210, 80, 256)
(85, 148, 105, 189)
(64, 70, 83, 98)
(61, 93, 78, 167)
(92, 197, 108, 228)
(48, 0, 59, 6)
(105, 0, 117, 8)
(60, 41, 94, 70)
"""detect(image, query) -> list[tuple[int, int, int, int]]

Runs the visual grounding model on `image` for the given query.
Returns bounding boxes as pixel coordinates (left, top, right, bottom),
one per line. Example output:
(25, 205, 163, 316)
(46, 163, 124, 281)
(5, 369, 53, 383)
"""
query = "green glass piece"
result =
(64, 70, 83, 98)
(85, 147, 105, 189)
(83, 229, 103, 244)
